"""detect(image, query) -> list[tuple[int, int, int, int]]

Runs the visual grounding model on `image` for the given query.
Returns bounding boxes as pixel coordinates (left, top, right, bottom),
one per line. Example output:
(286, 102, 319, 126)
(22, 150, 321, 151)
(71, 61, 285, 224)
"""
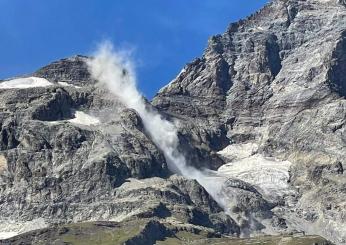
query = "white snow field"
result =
(0, 218, 48, 239)
(67, 111, 101, 125)
(217, 143, 293, 200)
(47, 111, 101, 126)
(0, 232, 18, 240)
(0, 77, 53, 89)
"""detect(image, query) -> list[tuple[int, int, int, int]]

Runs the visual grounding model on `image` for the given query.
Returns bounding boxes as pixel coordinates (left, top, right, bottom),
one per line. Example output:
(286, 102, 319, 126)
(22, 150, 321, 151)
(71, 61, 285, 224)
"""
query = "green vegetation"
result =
(60, 221, 143, 245)
(156, 232, 332, 245)
(4, 220, 333, 245)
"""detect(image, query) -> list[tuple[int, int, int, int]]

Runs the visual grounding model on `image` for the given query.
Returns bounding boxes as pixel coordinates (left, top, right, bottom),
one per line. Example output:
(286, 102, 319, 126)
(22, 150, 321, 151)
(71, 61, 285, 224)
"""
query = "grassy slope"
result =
(0, 221, 333, 245)
(157, 231, 331, 245)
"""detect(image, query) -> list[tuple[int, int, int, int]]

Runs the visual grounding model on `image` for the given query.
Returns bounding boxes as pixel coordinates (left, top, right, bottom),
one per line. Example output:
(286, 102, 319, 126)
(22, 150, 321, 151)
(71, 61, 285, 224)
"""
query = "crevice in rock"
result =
(265, 34, 282, 79)
(286, 3, 299, 27)
(327, 30, 346, 98)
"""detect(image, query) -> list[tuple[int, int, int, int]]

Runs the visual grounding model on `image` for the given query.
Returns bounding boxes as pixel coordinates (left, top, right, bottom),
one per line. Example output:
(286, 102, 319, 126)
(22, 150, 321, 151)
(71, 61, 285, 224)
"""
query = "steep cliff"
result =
(153, 0, 346, 243)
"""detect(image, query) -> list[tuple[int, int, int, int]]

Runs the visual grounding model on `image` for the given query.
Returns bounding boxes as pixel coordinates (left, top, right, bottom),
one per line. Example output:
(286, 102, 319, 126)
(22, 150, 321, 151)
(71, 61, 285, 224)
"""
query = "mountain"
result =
(0, 0, 345, 244)
(153, 0, 346, 242)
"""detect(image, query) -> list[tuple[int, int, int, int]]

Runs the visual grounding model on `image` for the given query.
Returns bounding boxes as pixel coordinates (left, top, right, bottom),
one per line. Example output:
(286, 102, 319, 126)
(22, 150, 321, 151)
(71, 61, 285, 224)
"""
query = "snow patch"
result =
(47, 111, 100, 126)
(218, 144, 293, 200)
(0, 232, 18, 240)
(218, 142, 259, 161)
(0, 218, 48, 239)
(58, 81, 81, 88)
(67, 111, 100, 125)
(0, 77, 53, 89)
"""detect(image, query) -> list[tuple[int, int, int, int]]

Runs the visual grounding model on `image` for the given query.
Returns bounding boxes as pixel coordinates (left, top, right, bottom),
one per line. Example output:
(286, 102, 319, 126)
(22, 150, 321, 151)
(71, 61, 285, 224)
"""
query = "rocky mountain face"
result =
(154, 0, 346, 243)
(0, 0, 345, 244)
(0, 56, 238, 243)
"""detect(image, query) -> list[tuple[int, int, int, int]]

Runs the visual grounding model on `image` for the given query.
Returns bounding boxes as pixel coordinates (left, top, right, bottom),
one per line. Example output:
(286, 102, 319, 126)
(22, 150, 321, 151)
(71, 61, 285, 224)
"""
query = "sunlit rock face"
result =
(153, 0, 346, 243)
(0, 57, 235, 240)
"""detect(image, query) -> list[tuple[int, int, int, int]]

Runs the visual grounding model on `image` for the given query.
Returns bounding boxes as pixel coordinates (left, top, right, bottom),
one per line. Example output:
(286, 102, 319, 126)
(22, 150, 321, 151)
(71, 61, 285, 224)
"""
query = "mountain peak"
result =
(32, 55, 93, 86)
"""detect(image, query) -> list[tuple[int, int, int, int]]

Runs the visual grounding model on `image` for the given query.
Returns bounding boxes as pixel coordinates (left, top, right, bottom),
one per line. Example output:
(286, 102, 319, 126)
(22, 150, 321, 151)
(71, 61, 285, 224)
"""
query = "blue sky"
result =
(0, 0, 268, 98)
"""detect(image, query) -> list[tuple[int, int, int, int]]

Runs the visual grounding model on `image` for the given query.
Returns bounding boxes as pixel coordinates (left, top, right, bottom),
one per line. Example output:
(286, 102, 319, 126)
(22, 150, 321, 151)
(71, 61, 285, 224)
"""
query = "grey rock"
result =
(0, 65, 235, 237)
(153, 0, 346, 243)
(33, 55, 93, 86)
(0, 62, 235, 237)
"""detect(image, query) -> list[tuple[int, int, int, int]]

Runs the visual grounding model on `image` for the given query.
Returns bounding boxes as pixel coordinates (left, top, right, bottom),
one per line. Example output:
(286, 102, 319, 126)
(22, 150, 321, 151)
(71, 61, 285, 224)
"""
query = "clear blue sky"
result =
(0, 0, 268, 98)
